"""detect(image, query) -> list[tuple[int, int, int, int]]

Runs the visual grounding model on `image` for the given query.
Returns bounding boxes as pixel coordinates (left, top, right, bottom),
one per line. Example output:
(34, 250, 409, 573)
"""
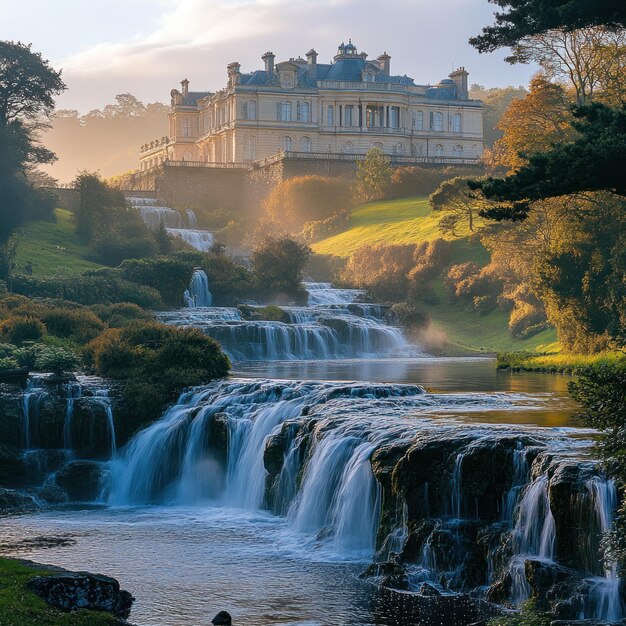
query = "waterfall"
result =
(61, 382, 82, 452)
(160, 283, 412, 361)
(586, 477, 623, 621)
(127, 197, 214, 251)
(185, 269, 212, 308)
(166, 228, 214, 252)
(304, 281, 365, 306)
(185, 209, 198, 228)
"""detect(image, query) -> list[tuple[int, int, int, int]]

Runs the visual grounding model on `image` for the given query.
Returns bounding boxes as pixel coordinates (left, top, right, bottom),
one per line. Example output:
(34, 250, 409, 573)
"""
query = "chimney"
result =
(227, 61, 241, 87)
(181, 78, 189, 97)
(306, 48, 318, 79)
(449, 66, 469, 99)
(262, 51, 275, 79)
(377, 52, 390, 77)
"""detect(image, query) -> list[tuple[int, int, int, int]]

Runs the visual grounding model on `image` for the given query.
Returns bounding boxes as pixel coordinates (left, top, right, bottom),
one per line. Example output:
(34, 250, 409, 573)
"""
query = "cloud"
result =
(53, 0, 536, 110)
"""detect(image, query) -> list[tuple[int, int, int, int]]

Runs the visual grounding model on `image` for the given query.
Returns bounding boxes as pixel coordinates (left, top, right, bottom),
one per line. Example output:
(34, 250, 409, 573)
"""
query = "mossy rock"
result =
(70, 398, 115, 459)
(55, 461, 103, 501)
(0, 445, 28, 488)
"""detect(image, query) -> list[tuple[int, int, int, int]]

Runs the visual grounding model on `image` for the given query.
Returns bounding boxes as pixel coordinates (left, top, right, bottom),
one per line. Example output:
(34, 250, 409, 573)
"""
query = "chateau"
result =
(139, 41, 484, 170)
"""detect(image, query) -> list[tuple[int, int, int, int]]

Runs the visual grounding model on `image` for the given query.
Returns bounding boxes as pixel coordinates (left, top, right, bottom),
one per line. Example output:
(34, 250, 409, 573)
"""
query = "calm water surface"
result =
(1, 358, 582, 625)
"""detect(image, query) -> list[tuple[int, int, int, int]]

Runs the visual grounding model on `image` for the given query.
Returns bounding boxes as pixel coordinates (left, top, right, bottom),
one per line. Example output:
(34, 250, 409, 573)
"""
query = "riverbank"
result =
(496, 351, 625, 373)
(0, 557, 126, 625)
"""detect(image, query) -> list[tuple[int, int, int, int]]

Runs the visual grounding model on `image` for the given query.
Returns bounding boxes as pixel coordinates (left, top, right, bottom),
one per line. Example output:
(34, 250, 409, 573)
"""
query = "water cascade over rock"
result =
(159, 282, 412, 361)
(0, 375, 118, 508)
(109, 378, 623, 620)
(184, 269, 213, 308)
(126, 196, 214, 252)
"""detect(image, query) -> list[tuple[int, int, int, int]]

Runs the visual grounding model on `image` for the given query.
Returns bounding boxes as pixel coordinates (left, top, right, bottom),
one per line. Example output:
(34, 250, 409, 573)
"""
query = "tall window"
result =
(301, 136, 311, 152)
(452, 113, 462, 133)
(413, 111, 424, 130)
(298, 101, 310, 122)
(343, 141, 353, 153)
(278, 101, 292, 122)
(389, 107, 399, 129)
(453, 144, 463, 158)
(181, 117, 192, 137)
(344, 105, 354, 126)
(243, 101, 256, 120)
(327, 105, 334, 126)
(434, 144, 444, 157)
(431, 112, 443, 132)
(244, 136, 256, 161)
(283, 136, 292, 151)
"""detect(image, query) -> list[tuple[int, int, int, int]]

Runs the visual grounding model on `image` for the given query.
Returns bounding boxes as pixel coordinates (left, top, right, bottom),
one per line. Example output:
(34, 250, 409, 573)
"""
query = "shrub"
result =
(90, 302, 153, 327)
(0, 316, 45, 345)
(42, 307, 105, 343)
(389, 167, 448, 198)
(12, 342, 46, 368)
(343, 243, 416, 301)
(0, 356, 19, 370)
(387, 303, 430, 329)
(263, 176, 353, 235)
(35, 346, 80, 374)
(251, 238, 311, 304)
(10, 273, 162, 308)
(301, 210, 350, 243)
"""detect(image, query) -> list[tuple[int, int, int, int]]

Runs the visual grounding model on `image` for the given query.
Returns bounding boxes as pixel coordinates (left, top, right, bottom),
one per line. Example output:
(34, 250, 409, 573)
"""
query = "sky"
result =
(5, 0, 537, 112)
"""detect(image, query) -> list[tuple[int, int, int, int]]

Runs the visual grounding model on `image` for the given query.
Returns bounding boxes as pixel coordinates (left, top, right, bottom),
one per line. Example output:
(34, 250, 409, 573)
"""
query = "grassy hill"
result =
(313, 196, 559, 354)
(13, 208, 103, 276)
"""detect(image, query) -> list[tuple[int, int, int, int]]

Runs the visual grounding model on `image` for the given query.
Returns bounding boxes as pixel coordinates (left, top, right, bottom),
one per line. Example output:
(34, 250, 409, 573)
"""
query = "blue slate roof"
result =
(183, 91, 213, 105)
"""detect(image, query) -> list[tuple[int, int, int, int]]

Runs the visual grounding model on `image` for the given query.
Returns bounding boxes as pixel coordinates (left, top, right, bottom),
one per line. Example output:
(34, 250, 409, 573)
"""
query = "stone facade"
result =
(139, 41, 484, 170)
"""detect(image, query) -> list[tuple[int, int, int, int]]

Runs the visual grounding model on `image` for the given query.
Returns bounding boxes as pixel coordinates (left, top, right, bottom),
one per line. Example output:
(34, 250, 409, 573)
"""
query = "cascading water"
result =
(184, 269, 212, 308)
(126, 197, 214, 252)
(160, 282, 413, 361)
(107, 377, 622, 618)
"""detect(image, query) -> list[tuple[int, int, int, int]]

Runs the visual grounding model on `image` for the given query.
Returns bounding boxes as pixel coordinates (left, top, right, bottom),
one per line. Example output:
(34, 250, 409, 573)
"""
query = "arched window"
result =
(413, 111, 424, 131)
(431, 112, 443, 132)
(434, 144, 444, 157)
(453, 113, 462, 133)
(343, 141, 353, 153)
(393, 143, 403, 155)
(372, 141, 384, 151)
(301, 136, 311, 152)
(412, 144, 423, 156)
(244, 136, 256, 161)
(283, 136, 292, 151)
(453, 144, 463, 158)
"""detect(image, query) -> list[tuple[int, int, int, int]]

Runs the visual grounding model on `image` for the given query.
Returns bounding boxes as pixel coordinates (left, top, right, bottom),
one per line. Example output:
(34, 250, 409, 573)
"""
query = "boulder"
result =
(359, 559, 410, 590)
(0, 393, 24, 447)
(27, 571, 133, 617)
(55, 461, 103, 501)
(0, 445, 27, 488)
(0, 488, 38, 515)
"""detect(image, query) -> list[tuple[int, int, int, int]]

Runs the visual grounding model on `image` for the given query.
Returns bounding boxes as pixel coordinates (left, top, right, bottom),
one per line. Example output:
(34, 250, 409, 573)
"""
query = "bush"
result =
(12, 342, 46, 369)
(0, 316, 45, 345)
(387, 303, 430, 329)
(301, 210, 350, 243)
(90, 302, 153, 327)
(343, 243, 416, 301)
(35, 346, 80, 374)
(251, 238, 311, 304)
(87, 322, 230, 441)
(0, 356, 19, 370)
(389, 167, 449, 198)
(42, 307, 105, 343)
(10, 273, 163, 308)
(263, 176, 353, 235)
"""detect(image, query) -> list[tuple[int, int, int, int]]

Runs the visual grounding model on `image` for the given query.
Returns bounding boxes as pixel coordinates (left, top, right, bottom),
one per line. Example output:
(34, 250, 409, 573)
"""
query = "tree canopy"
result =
(469, 0, 626, 52)
(473, 103, 626, 219)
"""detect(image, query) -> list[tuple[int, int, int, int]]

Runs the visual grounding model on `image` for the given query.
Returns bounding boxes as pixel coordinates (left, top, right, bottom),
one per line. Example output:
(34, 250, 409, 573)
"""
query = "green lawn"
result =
(312, 196, 479, 257)
(313, 196, 559, 354)
(13, 208, 103, 276)
(0, 558, 119, 626)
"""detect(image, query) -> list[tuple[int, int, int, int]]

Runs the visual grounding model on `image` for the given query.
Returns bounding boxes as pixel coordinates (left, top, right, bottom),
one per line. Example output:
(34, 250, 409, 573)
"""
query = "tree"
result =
(251, 237, 311, 304)
(473, 103, 626, 218)
(0, 42, 65, 279)
(484, 76, 575, 172)
(354, 148, 392, 201)
(470, 0, 626, 53)
(429, 177, 487, 234)
(0, 41, 65, 127)
(469, 84, 529, 146)
(506, 27, 626, 105)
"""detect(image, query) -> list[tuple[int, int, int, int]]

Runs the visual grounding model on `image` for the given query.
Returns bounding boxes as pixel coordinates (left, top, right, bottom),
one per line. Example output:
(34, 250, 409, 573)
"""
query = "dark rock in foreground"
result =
(27, 570, 134, 617)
